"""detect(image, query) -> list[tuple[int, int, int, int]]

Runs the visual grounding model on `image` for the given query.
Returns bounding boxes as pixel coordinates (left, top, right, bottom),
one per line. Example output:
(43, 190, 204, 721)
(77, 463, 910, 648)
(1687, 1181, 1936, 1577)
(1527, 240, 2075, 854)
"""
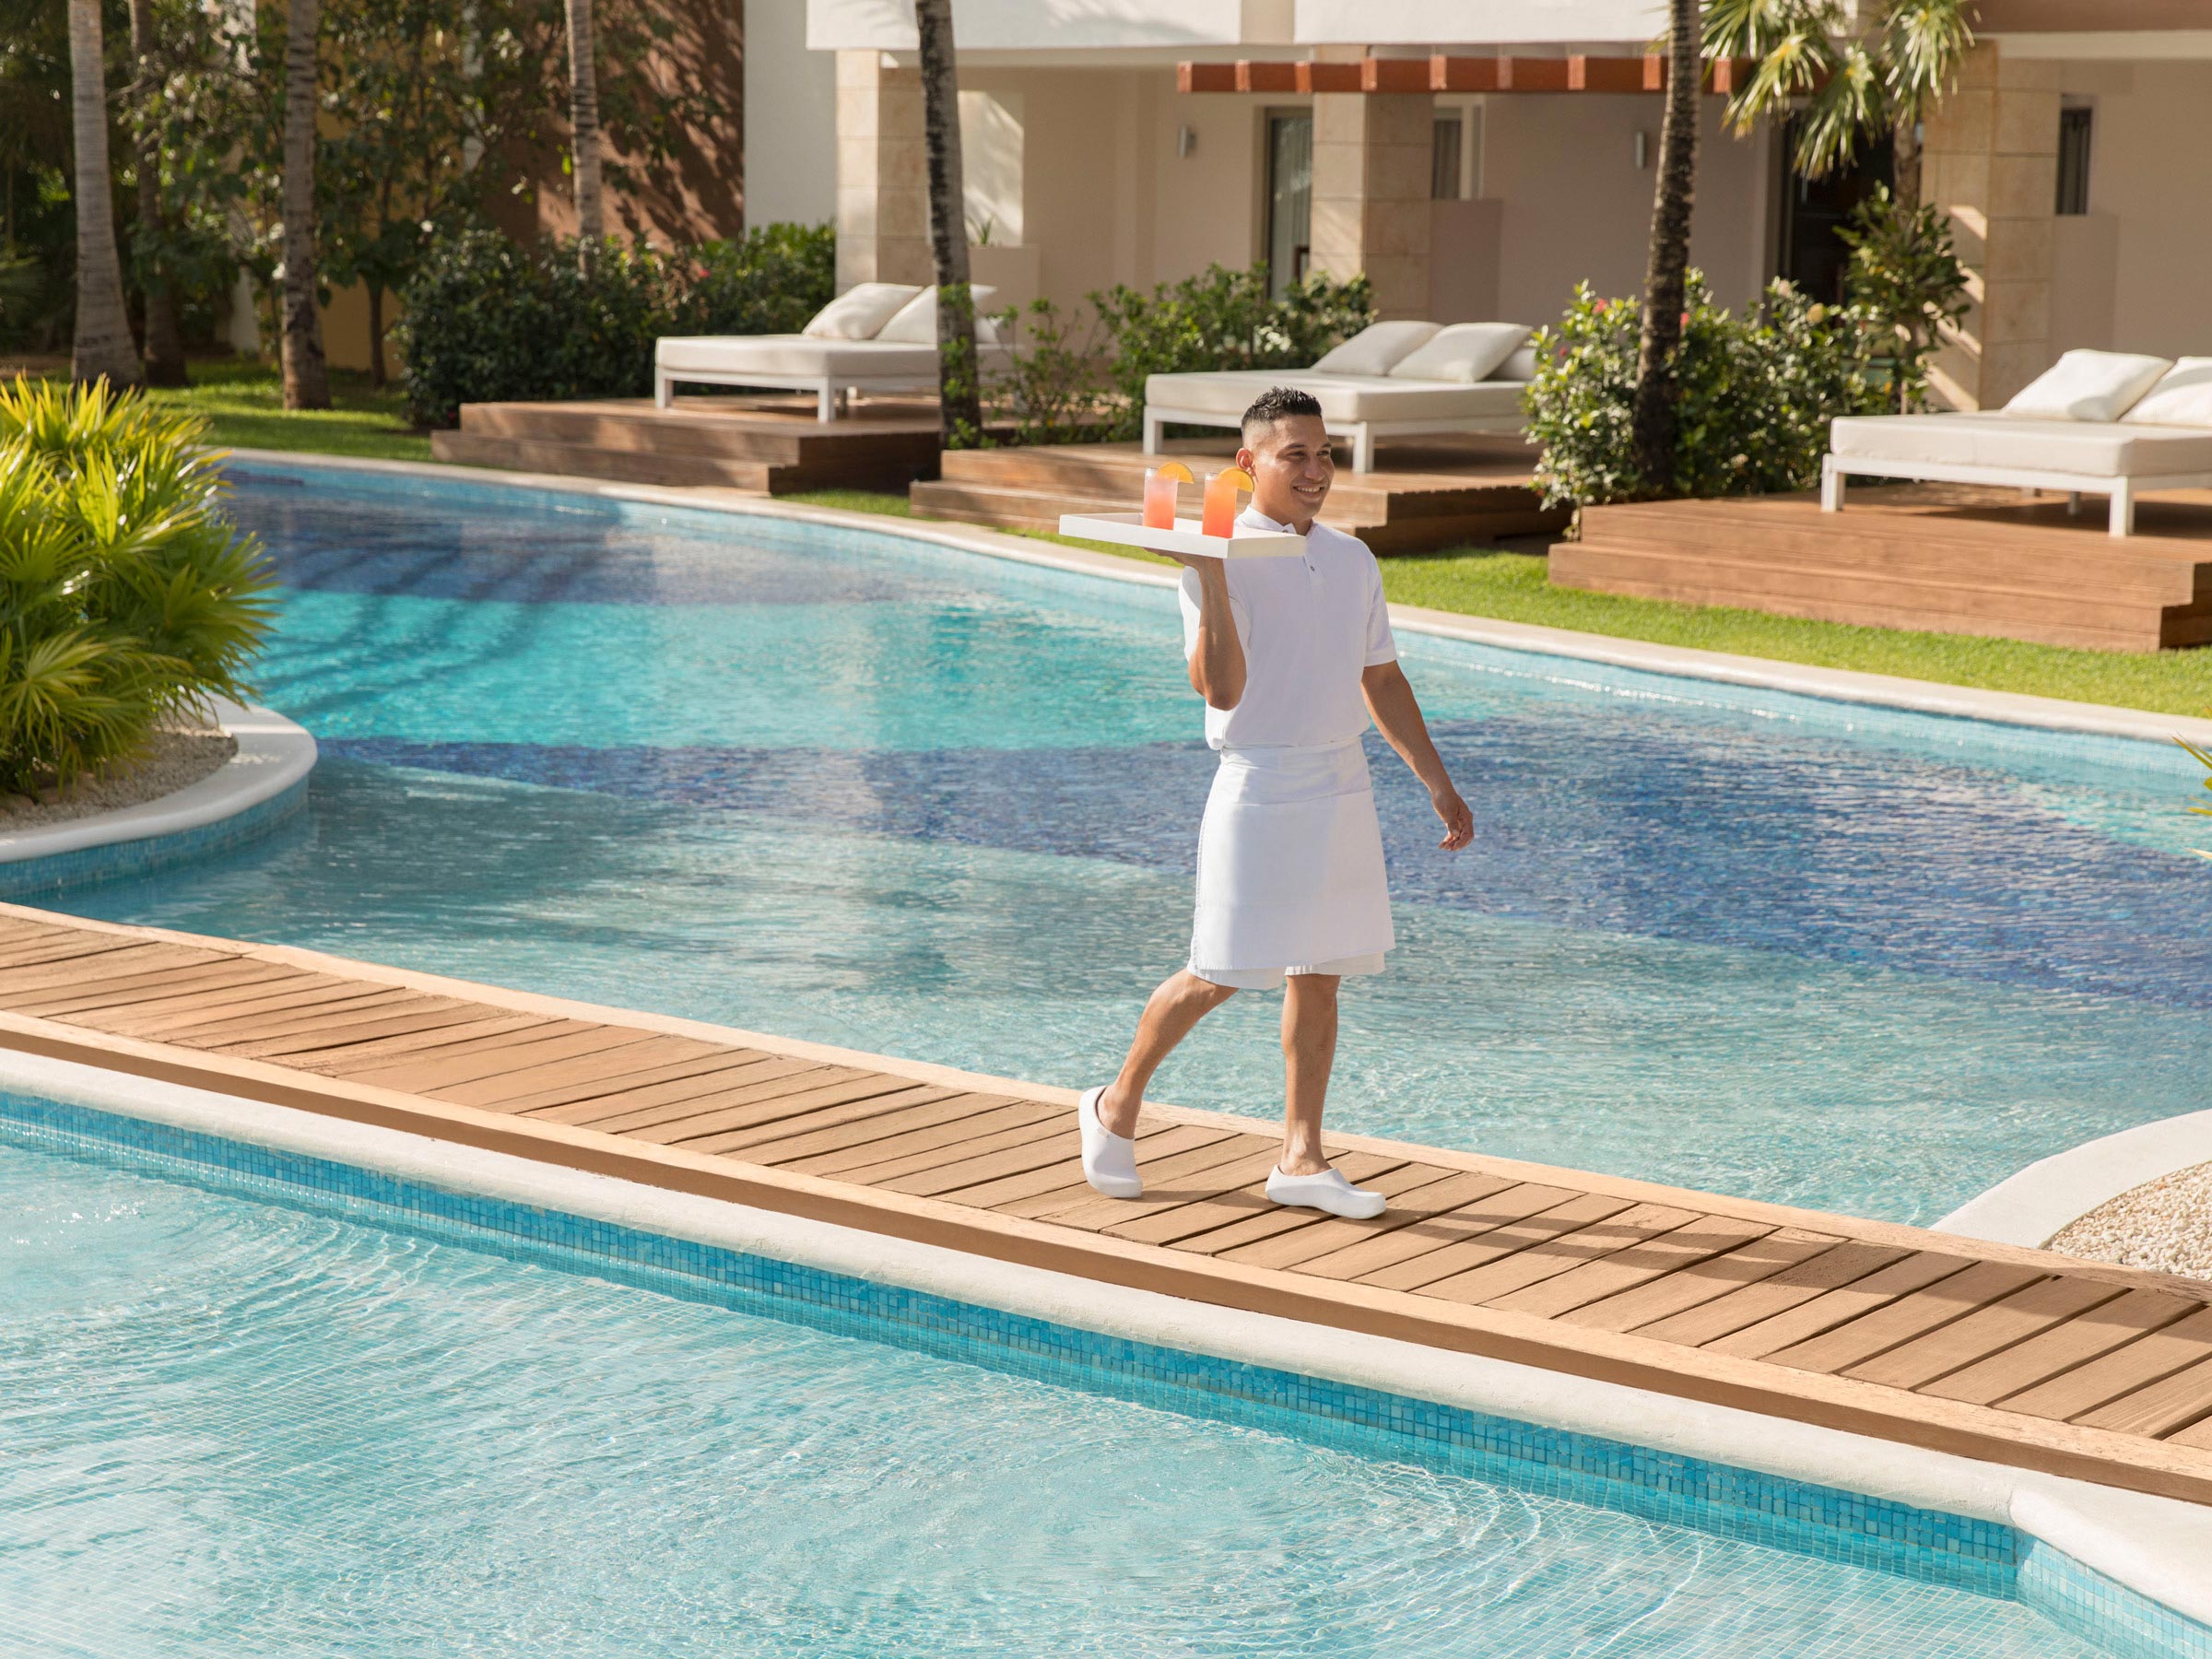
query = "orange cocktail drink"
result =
(1142, 461, 1193, 529)
(1201, 466, 1253, 538)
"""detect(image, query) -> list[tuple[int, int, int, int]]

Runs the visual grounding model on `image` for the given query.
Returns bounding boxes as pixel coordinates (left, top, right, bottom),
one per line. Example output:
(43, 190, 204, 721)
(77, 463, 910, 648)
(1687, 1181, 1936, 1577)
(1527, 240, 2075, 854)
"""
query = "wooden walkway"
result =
(4, 900, 2211, 1507)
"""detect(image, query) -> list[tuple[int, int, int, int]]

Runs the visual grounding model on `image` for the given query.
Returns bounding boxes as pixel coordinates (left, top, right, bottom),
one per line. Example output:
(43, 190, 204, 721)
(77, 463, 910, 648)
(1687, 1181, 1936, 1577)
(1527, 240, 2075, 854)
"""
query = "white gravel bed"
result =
(0, 727, 240, 829)
(2048, 1160, 2212, 1282)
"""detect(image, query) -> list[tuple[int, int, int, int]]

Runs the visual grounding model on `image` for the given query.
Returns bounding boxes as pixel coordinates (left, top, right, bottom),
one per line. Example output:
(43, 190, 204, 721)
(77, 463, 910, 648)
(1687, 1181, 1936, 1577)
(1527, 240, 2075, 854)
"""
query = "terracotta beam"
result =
(1359, 57, 1433, 94)
(1569, 54, 1668, 93)
(1180, 54, 1759, 95)
(1293, 61, 1362, 93)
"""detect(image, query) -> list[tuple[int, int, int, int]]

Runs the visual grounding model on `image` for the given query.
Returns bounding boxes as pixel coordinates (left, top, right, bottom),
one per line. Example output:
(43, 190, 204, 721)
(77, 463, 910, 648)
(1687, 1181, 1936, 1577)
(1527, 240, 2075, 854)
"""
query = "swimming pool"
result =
(54, 461, 2212, 1225)
(0, 1102, 2134, 1659)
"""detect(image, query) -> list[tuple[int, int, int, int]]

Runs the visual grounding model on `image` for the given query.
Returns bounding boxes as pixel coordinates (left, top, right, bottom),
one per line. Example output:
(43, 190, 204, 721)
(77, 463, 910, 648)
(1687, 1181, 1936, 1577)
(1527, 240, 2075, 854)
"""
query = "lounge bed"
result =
(1143, 321, 1537, 472)
(1822, 352, 2212, 536)
(654, 282, 1010, 421)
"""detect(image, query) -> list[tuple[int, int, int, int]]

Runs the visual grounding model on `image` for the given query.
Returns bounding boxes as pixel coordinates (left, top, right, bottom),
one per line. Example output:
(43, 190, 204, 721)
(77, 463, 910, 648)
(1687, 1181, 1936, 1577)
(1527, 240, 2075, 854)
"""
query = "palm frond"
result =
(1879, 0, 1977, 121)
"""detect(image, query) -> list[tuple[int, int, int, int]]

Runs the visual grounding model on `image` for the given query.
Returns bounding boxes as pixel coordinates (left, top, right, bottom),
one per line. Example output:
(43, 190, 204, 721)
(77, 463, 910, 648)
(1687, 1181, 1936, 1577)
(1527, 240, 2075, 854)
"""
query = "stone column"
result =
(1924, 42, 2059, 409)
(1309, 91, 1433, 319)
(835, 50, 932, 291)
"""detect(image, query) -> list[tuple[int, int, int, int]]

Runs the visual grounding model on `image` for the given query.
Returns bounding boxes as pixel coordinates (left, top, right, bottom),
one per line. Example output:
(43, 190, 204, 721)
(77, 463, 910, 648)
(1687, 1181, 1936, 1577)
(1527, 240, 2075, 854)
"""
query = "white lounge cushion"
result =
(1144, 369, 1525, 425)
(1312, 321, 1441, 376)
(1830, 412, 2212, 477)
(2003, 349, 2171, 421)
(2122, 358, 2212, 428)
(1492, 343, 1542, 383)
(874, 285, 1001, 344)
(1388, 323, 1531, 383)
(656, 335, 1011, 381)
(802, 282, 923, 340)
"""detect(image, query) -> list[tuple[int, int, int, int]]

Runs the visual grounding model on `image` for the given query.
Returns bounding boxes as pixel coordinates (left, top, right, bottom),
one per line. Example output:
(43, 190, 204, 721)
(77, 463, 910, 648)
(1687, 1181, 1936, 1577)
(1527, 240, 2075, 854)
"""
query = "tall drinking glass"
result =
(1202, 469, 1243, 538)
(1142, 466, 1180, 530)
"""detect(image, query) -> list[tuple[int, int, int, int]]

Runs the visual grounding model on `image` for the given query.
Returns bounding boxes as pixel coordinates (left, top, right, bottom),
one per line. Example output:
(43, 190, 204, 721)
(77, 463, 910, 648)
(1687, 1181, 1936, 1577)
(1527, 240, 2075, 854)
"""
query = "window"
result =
(1265, 112, 1312, 297)
(1431, 116, 1462, 200)
(2056, 107, 2093, 216)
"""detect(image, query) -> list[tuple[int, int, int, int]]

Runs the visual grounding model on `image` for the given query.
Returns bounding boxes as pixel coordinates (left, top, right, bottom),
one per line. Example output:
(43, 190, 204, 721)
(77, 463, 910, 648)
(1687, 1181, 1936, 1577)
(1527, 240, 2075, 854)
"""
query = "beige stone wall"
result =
(1309, 92, 1433, 318)
(835, 51, 933, 289)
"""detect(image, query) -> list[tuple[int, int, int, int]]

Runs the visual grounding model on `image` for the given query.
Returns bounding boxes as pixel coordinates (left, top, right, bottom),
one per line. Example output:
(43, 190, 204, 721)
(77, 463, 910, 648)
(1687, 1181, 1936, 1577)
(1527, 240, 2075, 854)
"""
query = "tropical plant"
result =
(564, 0, 604, 264)
(1630, 0, 1701, 488)
(1086, 264, 1374, 444)
(913, 0, 982, 451)
(124, 0, 185, 385)
(2184, 738, 2212, 862)
(1836, 184, 1969, 411)
(65, 0, 142, 388)
(1526, 274, 1891, 508)
(986, 297, 1110, 446)
(278, 0, 330, 409)
(1703, 0, 1978, 214)
(0, 376, 276, 796)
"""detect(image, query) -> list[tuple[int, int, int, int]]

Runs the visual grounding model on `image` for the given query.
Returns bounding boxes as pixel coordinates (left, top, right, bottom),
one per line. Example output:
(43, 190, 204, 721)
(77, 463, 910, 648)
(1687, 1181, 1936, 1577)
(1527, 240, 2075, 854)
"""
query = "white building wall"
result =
(808, 0, 1255, 52)
(747, 0, 838, 228)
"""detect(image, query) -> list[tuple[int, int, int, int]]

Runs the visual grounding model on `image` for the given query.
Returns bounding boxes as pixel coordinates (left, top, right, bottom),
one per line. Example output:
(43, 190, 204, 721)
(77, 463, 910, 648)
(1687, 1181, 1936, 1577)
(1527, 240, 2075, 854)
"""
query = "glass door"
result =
(1265, 112, 1312, 298)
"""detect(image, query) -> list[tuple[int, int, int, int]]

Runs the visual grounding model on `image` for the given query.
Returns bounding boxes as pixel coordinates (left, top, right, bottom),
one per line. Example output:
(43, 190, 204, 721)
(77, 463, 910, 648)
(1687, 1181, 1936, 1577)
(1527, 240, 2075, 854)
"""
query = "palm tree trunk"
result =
(127, 0, 186, 385)
(1630, 0, 1700, 494)
(913, 0, 982, 450)
(566, 0, 605, 268)
(65, 0, 144, 389)
(1891, 114, 1923, 217)
(279, 0, 330, 410)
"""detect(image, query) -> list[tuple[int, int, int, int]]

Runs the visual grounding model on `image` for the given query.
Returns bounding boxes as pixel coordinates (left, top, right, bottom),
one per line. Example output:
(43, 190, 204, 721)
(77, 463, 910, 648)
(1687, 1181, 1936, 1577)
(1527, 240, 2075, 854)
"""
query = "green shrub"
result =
(1838, 186, 1971, 414)
(1085, 265, 1375, 442)
(395, 223, 836, 428)
(0, 377, 277, 796)
(1526, 273, 1893, 509)
(987, 296, 1112, 447)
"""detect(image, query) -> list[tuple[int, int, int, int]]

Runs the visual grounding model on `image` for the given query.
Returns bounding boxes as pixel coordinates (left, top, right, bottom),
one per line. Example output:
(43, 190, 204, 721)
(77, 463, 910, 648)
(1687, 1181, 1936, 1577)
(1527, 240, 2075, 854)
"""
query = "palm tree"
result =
(1704, 0, 1976, 215)
(279, 0, 330, 409)
(1630, 0, 1700, 489)
(566, 0, 605, 267)
(912, 0, 982, 449)
(65, 0, 142, 389)
(127, 0, 186, 385)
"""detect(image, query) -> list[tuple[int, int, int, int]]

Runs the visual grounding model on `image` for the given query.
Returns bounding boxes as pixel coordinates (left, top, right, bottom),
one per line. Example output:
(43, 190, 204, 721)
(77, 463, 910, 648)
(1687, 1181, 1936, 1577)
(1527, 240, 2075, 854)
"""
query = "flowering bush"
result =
(1526, 272, 1893, 508)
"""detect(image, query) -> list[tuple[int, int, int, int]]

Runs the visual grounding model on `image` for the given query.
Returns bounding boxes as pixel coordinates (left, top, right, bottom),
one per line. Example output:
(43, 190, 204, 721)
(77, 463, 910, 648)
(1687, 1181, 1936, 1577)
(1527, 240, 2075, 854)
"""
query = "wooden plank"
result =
(1845, 1277, 2130, 1392)
(339, 1024, 657, 1093)
(694, 1088, 1001, 1164)
(9, 958, 293, 1018)
(1561, 1228, 1844, 1335)
(937, 1124, 1234, 1214)
(1764, 1263, 2050, 1376)
(1173, 1162, 1469, 1261)
(1635, 1241, 1914, 1348)
(0, 941, 217, 989)
(2000, 1309, 2212, 1422)
(296, 1014, 559, 1074)
(2170, 1410, 2212, 1451)
(154, 989, 419, 1047)
(220, 999, 507, 1060)
(1216, 1169, 1517, 1272)
(1359, 1192, 1638, 1295)
(994, 1131, 1273, 1223)
(2075, 1356, 2212, 1439)
(183, 992, 466, 1049)
(1026, 1140, 1282, 1231)
(84, 978, 392, 1039)
(432, 1034, 734, 1108)
(764, 1098, 1055, 1176)
(1109, 1152, 1407, 1250)
(1294, 1181, 1586, 1286)
(1419, 1202, 1706, 1308)
(1924, 1289, 2206, 1407)
(796, 1104, 1068, 1187)
(1483, 1214, 1777, 1321)
(480, 1047, 777, 1116)
(0, 934, 156, 973)
(534, 1057, 832, 1129)
(645, 1077, 952, 1152)
(1702, 1254, 1998, 1362)
(877, 1123, 1088, 1198)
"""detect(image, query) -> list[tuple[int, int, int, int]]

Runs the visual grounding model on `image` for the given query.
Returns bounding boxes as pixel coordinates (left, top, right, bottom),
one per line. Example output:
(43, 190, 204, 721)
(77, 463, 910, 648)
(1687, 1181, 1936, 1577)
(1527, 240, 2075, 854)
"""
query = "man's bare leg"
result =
(1096, 970, 1237, 1138)
(1280, 973, 1339, 1175)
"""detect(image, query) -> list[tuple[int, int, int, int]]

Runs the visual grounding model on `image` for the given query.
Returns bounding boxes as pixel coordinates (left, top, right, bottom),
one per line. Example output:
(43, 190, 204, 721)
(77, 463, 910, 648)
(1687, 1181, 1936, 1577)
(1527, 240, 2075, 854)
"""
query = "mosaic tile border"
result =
(0, 776, 309, 900)
(5, 1087, 2206, 1656)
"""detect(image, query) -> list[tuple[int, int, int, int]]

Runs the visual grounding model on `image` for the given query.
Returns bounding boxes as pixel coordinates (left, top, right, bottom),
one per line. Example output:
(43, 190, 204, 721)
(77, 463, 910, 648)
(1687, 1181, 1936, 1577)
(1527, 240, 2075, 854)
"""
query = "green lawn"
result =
(36, 357, 435, 464)
(788, 488, 2212, 720)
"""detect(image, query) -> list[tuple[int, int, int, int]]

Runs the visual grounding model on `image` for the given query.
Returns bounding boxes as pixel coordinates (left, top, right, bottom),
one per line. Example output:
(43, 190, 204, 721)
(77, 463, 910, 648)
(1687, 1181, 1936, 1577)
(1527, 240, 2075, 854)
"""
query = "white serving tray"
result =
(1056, 512, 1305, 559)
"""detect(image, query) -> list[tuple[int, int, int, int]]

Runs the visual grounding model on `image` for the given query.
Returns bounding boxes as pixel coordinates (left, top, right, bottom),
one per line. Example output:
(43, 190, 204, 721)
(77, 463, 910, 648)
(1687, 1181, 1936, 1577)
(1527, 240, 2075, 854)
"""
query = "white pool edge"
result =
(0, 697, 317, 865)
(223, 447, 2212, 756)
(8, 1048, 2208, 1628)
(1938, 1109, 2212, 1251)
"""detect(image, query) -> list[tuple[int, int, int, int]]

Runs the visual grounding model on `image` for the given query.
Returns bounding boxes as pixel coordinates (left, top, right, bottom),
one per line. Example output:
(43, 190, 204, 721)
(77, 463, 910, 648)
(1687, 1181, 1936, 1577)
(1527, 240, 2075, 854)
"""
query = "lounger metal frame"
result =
(1821, 453, 2212, 537)
(654, 365, 937, 422)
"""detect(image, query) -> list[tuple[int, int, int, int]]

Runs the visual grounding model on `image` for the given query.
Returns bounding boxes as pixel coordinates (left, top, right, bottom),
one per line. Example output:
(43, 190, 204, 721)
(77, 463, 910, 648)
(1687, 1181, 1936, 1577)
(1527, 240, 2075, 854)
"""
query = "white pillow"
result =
(873, 285, 1000, 345)
(802, 283, 923, 341)
(2121, 358, 2212, 428)
(1387, 323, 1531, 383)
(1491, 343, 1541, 382)
(2004, 349, 2171, 422)
(1312, 321, 1441, 376)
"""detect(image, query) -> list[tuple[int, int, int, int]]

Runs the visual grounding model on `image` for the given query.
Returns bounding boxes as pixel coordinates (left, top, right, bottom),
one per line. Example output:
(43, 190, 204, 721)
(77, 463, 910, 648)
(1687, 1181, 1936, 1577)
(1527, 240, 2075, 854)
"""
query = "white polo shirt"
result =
(1178, 506, 1397, 750)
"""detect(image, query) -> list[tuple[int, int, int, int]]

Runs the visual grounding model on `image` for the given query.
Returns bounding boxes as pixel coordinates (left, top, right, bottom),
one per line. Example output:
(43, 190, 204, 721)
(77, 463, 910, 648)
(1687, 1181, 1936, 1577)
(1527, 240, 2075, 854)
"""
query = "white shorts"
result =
(1190, 953, 1385, 992)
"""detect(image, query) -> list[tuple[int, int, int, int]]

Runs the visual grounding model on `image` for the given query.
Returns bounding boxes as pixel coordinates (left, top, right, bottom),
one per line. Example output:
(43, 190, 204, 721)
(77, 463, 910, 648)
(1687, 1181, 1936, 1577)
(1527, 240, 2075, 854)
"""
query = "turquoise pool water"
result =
(0, 1122, 2111, 1659)
(57, 463, 2212, 1225)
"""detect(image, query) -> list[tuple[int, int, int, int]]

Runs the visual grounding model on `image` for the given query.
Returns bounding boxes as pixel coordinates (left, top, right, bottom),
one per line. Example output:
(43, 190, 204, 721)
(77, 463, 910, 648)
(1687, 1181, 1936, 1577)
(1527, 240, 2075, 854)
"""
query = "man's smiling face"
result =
(1238, 413, 1334, 530)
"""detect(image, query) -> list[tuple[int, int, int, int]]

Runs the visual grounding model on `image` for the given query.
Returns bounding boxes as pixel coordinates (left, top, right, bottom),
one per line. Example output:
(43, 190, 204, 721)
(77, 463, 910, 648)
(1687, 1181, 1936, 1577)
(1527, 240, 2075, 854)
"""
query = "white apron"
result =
(1189, 736, 1394, 976)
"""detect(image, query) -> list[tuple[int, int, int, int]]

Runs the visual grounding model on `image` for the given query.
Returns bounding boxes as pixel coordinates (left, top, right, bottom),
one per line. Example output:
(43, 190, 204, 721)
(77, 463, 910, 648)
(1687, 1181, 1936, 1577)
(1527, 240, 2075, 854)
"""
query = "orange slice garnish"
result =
(1152, 460, 1194, 483)
(1215, 465, 1253, 491)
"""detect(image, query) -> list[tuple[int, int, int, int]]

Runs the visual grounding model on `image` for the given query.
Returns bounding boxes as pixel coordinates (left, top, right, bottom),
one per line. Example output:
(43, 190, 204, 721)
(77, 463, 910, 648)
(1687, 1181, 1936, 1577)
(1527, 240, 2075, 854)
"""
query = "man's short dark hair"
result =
(1241, 385, 1324, 445)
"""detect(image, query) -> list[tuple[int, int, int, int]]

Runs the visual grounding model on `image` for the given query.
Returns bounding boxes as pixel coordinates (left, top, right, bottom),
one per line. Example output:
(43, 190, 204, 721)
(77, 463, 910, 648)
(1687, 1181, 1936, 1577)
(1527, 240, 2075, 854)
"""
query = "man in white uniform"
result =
(1079, 387, 1474, 1219)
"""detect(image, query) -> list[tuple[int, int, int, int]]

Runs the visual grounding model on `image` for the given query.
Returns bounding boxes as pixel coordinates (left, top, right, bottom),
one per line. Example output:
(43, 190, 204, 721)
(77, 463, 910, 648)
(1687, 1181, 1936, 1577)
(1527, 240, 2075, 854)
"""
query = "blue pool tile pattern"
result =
(0, 777, 308, 900)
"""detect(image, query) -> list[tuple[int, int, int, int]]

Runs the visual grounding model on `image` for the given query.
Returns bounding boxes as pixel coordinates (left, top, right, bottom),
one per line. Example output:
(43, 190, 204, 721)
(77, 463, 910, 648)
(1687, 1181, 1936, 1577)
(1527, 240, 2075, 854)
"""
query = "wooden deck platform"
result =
(429, 394, 948, 495)
(4, 900, 2211, 1507)
(1556, 484, 2212, 652)
(910, 437, 1571, 555)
